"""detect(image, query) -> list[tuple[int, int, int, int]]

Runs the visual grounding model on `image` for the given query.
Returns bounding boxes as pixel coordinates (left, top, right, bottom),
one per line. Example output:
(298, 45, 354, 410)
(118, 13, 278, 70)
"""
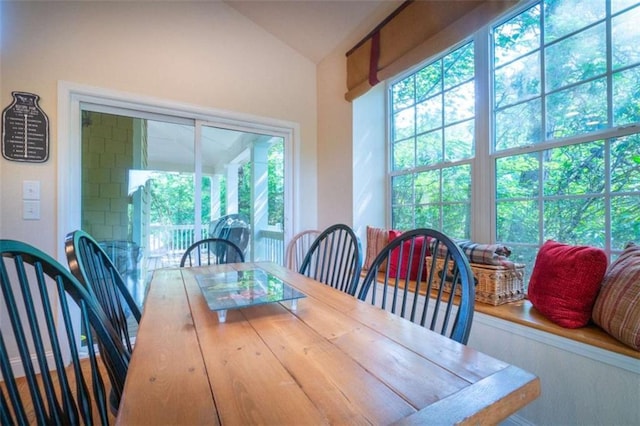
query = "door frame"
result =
(57, 80, 298, 262)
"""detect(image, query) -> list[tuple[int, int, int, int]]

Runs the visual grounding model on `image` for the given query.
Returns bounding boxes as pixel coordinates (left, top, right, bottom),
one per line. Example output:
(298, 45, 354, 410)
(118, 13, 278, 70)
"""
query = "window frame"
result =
(386, 0, 640, 264)
(387, 40, 479, 238)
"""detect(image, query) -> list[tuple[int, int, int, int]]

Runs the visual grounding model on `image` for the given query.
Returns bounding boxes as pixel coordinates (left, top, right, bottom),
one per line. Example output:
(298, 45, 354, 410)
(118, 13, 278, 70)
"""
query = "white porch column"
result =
(225, 164, 239, 214)
(251, 141, 270, 261)
(210, 175, 221, 219)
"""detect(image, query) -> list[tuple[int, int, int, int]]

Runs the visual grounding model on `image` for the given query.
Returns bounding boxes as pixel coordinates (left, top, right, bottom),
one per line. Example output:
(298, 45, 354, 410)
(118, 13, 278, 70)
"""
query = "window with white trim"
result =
(390, 42, 475, 237)
(389, 0, 640, 272)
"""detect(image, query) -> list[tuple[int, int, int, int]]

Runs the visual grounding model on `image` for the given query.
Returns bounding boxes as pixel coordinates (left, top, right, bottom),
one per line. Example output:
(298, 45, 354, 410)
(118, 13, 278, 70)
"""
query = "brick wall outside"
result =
(81, 111, 133, 242)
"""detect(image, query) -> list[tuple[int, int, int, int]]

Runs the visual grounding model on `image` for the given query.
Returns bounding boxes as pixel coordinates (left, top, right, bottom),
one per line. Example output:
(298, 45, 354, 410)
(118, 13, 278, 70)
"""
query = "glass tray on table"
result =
(195, 268, 306, 322)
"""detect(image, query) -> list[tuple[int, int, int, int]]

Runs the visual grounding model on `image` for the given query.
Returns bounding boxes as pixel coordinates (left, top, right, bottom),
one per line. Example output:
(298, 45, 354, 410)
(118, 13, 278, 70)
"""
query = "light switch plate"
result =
(23, 200, 40, 220)
(23, 180, 40, 200)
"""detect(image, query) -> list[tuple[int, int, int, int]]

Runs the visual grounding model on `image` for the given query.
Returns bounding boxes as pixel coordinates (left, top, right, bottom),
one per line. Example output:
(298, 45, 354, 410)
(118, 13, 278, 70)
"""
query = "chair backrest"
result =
(65, 229, 142, 355)
(298, 224, 362, 295)
(285, 230, 321, 271)
(96, 240, 142, 278)
(180, 238, 245, 267)
(355, 228, 475, 344)
(0, 239, 129, 425)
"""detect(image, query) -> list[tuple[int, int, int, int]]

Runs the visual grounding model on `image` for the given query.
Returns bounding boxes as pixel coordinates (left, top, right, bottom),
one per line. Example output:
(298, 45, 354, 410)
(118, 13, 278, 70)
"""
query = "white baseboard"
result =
(3, 351, 57, 380)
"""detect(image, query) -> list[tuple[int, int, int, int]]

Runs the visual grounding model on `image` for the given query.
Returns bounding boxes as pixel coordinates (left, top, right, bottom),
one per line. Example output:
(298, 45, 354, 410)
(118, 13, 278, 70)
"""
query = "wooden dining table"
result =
(116, 261, 540, 425)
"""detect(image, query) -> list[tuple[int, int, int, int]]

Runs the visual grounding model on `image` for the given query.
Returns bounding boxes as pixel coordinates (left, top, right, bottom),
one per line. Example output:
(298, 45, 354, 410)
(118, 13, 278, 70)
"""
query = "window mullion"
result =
(473, 28, 492, 243)
(606, 0, 613, 128)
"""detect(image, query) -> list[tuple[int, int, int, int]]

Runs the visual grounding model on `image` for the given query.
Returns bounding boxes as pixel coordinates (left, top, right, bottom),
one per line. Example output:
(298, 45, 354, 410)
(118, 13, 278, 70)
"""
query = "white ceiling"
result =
(223, 0, 396, 63)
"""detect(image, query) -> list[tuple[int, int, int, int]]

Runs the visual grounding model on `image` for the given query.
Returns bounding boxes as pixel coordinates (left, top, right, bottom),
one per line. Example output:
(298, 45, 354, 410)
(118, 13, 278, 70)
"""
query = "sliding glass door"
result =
(80, 111, 286, 308)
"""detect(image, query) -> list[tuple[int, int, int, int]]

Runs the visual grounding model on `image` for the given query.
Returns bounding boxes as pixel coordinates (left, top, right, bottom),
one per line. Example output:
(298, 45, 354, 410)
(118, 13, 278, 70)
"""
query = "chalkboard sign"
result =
(2, 91, 50, 163)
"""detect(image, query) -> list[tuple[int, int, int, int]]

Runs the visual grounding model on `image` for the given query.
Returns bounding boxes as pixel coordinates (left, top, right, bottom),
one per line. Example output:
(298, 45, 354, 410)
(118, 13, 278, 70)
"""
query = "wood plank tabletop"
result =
(116, 268, 219, 425)
(116, 262, 540, 425)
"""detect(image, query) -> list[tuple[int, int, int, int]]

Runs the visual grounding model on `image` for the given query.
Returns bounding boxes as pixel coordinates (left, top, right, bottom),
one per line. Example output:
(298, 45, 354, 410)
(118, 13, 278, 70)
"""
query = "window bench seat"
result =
(364, 271, 639, 359)
(474, 299, 639, 360)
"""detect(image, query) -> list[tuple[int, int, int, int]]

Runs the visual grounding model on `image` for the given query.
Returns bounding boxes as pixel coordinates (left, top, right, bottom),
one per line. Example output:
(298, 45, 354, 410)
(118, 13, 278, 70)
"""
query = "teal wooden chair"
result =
(356, 228, 475, 344)
(65, 229, 142, 355)
(0, 239, 129, 425)
(299, 224, 362, 295)
(180, 237, 245, 267)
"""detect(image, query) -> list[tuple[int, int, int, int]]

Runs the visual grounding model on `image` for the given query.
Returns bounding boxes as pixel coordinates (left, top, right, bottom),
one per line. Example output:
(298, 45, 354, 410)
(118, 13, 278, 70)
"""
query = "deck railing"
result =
(147, 224, 285, 265)
(257, 229, 285, 265)
(148, 224, 206, 254)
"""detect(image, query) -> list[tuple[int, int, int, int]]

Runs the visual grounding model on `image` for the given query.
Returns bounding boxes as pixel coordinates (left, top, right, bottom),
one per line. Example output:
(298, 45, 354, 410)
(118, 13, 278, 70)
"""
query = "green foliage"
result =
(390, 42, 474, 238)
(238, 163, 251, 219)
(390, 0, 640, 256)
(149, 140, 284, 228)
(237, 140, 285, 226)
(149, 173, 210, 225)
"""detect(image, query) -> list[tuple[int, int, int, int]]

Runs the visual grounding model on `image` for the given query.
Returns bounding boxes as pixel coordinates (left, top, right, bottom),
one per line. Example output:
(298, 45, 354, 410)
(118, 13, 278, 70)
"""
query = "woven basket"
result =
(426, 256, 525, 306)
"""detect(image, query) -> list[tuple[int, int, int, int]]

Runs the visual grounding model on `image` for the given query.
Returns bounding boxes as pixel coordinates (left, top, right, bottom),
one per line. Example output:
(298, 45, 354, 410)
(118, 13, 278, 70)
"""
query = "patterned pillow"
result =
(362, 226, 389, 272)
(527, 240, 608, 328)
(592, 243, 640, 350)
(430, 239, 515, 268)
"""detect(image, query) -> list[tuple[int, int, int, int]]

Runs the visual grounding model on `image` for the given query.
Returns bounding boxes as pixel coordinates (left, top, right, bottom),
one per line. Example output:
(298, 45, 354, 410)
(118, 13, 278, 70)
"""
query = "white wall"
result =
(0, 1, 318, 254)
(316, 1, 400, 231)
(316, 44, 353, 230)
(352, 84, 387, 241)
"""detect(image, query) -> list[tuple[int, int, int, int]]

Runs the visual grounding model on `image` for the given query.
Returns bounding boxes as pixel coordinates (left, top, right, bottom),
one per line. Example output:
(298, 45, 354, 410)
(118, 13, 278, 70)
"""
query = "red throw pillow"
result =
(527, 240, 608, 328)
(388, 230, 430, 280)
(388, 229, 402, 242)
(388, 230, 403, 278)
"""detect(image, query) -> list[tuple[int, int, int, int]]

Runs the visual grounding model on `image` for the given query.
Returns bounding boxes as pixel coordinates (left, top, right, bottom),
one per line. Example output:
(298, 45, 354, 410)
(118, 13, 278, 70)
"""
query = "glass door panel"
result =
(80, 113, 197, 303)
(143, 120, 197, 273)
(199, 123, 285, 264)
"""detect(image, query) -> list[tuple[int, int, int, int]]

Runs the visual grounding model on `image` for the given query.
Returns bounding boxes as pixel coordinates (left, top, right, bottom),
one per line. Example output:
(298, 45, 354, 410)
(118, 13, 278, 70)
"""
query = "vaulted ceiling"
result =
(146, 1, 403, 173)
(223, 0, 399, 63)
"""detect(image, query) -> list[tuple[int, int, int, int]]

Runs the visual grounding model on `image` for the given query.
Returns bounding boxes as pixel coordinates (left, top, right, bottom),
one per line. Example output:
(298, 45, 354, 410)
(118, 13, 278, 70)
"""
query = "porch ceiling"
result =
(147, 120, 271, 175)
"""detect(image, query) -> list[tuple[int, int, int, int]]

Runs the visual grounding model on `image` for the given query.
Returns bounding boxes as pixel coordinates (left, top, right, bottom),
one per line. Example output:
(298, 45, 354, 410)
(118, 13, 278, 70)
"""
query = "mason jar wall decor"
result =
(2, 91, 50, 163)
